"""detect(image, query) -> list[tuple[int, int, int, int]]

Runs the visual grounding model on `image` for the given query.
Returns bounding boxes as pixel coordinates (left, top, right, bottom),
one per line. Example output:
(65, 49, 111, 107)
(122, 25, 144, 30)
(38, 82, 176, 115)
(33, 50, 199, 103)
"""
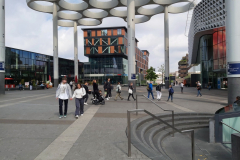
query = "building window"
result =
(117, 29, 122, 35)
(102, 46, 110, 54)
(94, 38, 100, 46)
(90, 47, 98, 54)
(110, 38, 118, 45)
(87, 38, 93, 46)
(87, 30, 91, 37)
(101, 30, 107, 36)
(102, 38, 108, 45)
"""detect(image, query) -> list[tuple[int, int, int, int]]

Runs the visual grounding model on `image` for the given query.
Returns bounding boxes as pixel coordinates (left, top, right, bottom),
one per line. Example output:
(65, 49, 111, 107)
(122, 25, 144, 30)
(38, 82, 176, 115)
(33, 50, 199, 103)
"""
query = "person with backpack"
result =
(167, 85, 174, 102)
(197, 84, 202, 97)
(114, 82, 123, 101)
(71, 83, 86, 119)
(56, 77, 72, 119)
(156, 83, 162, 101)
(83, 82, 91, 105)
(127, 82, 136, 101)
(147, 81, 154, 99)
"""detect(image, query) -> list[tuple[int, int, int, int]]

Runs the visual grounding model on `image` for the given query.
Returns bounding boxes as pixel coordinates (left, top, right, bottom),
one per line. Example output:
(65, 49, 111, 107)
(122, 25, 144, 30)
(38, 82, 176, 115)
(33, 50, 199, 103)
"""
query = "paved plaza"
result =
(0, 86, 230, 160)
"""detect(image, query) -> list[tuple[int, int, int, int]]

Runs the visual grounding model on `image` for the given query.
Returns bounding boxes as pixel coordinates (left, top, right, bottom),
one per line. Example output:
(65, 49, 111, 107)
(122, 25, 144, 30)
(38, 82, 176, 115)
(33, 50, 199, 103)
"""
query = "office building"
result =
(188, 0, 227, 89)
(82, 26, 149, 84)
(4, 47, 84, 88)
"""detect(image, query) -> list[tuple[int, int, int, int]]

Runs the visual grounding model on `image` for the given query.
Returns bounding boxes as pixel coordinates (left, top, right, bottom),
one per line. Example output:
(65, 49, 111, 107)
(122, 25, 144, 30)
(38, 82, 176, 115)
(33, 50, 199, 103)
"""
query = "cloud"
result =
(5, 0, 190, 72)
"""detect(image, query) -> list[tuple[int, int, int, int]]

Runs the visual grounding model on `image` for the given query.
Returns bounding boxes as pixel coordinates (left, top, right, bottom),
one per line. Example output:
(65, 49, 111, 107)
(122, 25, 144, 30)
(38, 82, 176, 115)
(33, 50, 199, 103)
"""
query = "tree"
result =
(158, 64, 165, 84)
(145, 67, 158, 81)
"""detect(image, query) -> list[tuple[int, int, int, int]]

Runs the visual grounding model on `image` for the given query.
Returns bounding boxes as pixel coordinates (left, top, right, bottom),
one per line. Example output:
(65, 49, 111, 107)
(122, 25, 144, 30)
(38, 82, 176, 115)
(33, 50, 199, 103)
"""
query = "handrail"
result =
(220, 121, 240, 134)
(127, 109, 195, 160)
(136, 94, 175, 136)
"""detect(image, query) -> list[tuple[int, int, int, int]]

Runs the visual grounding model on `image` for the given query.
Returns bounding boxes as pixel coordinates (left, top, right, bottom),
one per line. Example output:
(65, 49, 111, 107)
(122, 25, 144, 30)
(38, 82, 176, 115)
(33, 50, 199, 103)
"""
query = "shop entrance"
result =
(217, 77, 228, 89)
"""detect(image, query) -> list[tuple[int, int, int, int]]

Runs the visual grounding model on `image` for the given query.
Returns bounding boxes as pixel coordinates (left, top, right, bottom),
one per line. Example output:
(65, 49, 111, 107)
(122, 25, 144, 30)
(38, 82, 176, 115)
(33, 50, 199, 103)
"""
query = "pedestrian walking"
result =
(180, 82, 184, 93)
(56, 77, 72, 119)
(103, 82, 107, 97)
(114, 82, 124, 101)
(19, 82, 23, 91)
(71, 83, 86, 119)
(83, 82, 91, 105)
(72, 80, 76, 91)
(70, 80, 73, 89)
(167, 85, 174, 102)
(156, 83, 162, 101)
(197, 85, 202, 97)
(93, 79, 99, 100)
(148, 81, 154, 99)
(110, 84, 113, 98)
(208, 82, 211, 90)
(105, 78, 111, 100)
(29, 80, 33, 90)
(127, 83, 136, 101)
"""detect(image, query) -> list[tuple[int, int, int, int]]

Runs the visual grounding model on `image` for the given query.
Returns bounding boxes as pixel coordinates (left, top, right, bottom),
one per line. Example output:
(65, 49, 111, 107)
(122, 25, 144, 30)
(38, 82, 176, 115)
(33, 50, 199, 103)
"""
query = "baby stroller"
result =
(92, 91, 105, 105)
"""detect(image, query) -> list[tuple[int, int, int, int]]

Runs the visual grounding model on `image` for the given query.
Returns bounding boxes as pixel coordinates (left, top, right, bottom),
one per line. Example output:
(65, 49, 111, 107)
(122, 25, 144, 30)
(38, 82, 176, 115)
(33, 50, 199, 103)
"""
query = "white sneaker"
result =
(84, 103, 88, 105)
(106, 98, 109, 100)
(81, 114, 83, 116)
(75, 115, 79, 119)
(59, 116, 63, 119)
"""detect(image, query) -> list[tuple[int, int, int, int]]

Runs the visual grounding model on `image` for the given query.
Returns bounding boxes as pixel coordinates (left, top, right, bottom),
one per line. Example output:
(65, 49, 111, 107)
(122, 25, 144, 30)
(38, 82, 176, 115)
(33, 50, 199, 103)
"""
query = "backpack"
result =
(170, 88, 174, 94)
(146, 84, 150, 91)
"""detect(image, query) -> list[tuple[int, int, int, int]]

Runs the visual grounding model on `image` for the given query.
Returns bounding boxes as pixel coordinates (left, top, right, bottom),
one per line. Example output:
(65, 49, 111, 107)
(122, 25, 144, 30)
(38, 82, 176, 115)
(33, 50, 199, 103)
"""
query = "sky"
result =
(5, 0, 196, 72)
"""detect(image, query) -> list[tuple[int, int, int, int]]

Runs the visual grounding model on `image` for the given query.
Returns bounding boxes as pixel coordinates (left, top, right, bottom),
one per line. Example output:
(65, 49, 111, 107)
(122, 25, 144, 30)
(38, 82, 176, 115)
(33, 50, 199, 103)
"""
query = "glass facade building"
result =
(82, 26, 149, 84)
(196, 27, 227, 89)
(5, 47, 83, 87)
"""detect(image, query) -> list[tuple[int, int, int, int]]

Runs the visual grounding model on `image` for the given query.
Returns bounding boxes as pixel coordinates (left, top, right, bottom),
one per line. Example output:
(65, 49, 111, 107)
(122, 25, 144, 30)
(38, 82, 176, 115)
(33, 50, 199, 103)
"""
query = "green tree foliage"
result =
(145, 67, 158, 81)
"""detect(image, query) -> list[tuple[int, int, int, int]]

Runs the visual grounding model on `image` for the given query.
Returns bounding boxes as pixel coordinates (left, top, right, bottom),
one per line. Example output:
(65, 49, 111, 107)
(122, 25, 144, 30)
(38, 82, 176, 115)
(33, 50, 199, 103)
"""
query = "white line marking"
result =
(0, 93, 49, 102)
(34, 106, 100, 160)
(0, 94, 54, 108)
(165, 102, 195, 112)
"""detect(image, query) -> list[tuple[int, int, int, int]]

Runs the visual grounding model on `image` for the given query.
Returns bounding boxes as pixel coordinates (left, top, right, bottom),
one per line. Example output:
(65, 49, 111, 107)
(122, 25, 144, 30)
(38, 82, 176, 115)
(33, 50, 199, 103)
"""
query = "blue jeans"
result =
(148, 90, 154, 99)
(168, 93, 173, 101)
(75, 98, 84, 115)
(197, 90, 202, 97)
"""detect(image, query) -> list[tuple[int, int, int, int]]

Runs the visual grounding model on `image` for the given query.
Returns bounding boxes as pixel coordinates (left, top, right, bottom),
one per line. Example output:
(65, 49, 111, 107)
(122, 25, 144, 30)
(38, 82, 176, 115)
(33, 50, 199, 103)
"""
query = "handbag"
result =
(128, 89, 133, 94)
(116, 86, 121, 93)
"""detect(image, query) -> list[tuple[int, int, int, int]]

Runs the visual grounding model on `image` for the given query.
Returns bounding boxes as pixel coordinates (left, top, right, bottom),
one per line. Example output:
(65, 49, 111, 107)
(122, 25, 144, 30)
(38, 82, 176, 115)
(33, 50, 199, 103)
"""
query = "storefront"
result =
(197, 27, 227, 89)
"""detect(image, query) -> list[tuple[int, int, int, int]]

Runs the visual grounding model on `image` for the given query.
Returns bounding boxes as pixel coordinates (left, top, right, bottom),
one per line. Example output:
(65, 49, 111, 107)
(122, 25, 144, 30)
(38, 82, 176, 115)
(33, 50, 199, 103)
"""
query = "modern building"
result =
(82, 26, 149, 84)
(4, 47, 84, 88)
(178, 54, 189, 78)
(188, 0, 227, 89)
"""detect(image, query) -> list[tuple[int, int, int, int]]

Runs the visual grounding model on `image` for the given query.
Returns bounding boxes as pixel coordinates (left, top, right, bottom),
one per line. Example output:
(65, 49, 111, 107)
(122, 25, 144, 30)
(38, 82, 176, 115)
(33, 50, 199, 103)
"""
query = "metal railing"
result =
(220, 121, 240, 144)
(136, 95, 175, 136)
(127, 109, 195, 160)
(220, 121, 240, 134)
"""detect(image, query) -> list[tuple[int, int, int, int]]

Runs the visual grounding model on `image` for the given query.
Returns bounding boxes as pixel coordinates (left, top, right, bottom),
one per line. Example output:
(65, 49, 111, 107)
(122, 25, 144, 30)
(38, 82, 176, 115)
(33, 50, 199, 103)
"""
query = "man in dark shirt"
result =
(105, 78, 111, 100)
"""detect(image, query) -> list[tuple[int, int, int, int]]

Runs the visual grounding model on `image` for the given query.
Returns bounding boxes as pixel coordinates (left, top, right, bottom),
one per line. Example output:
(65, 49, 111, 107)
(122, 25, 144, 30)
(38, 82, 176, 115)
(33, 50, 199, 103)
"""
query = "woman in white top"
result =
(71, 83, 86, 119)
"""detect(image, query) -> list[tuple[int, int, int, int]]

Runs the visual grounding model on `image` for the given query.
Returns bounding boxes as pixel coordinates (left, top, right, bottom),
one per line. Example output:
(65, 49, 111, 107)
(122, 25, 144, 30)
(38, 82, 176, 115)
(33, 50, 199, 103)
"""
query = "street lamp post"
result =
(0, 0, 5, 95)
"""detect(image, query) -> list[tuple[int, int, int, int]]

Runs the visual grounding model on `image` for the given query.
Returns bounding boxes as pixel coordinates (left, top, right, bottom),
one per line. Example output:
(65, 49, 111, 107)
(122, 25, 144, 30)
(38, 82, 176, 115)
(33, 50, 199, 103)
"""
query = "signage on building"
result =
(123, 74, 128, 76)
(131, 73, 136, 79)
(25, 82, 29, 88)
(170, 76, 176, 80)
(228, 62, 240, 75)
(0, 61, 5, 71)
